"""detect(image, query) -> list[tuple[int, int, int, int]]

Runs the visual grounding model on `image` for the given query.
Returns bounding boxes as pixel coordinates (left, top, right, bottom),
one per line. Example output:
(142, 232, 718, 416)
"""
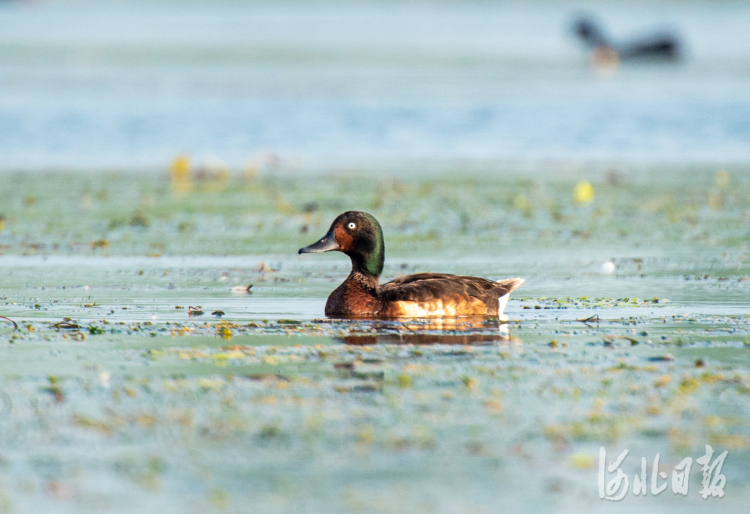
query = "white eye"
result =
(348, 222, 356, 229)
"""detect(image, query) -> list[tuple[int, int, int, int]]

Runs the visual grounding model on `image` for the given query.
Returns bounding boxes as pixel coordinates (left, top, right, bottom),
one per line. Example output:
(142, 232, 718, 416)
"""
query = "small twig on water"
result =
(401, 323, 416, 333)
(576, 314, 600, 326)
(602, 334, 640, 346)
(0, 316, 18, 330)
(50, 318, 82, 331)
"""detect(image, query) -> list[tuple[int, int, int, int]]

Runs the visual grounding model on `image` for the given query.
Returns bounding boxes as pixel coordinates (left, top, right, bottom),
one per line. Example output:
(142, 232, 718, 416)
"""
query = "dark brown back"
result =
(378, 273, 523, 312)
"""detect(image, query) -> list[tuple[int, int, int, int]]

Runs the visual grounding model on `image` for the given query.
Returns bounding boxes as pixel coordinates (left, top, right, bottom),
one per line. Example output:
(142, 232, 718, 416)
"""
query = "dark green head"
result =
(299, 211, 385, 278)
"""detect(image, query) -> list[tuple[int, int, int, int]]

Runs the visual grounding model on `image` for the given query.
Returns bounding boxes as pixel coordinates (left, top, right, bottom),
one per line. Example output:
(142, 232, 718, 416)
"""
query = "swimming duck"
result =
(298, 211, 524, 318)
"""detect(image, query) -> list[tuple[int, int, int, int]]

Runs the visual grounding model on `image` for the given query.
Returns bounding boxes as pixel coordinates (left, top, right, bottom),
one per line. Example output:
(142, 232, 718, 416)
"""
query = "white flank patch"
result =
(498, 293, 510, 321)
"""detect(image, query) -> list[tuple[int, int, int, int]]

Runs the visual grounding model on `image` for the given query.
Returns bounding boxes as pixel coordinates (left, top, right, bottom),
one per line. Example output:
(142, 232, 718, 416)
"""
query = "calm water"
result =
(1, 0, 750, 170)
(0, 161, 748, 512)
(1, 3, 750, 513)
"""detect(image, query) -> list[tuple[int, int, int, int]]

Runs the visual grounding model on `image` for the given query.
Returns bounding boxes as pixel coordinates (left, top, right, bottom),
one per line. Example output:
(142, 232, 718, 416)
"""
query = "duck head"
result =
(299, 211, 384, 278)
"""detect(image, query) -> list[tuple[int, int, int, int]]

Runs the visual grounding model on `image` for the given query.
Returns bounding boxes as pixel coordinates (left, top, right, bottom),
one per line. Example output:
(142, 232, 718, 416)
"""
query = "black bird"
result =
(573, 16, 681, 64)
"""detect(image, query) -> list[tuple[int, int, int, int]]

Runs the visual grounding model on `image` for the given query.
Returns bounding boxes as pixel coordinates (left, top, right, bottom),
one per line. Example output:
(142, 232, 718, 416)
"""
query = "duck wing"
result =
(378, 273, 524, 317)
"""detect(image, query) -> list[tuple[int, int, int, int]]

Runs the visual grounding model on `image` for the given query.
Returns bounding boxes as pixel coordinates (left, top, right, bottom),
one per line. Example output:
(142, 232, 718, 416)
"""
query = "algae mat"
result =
(0, 168, 749, 513)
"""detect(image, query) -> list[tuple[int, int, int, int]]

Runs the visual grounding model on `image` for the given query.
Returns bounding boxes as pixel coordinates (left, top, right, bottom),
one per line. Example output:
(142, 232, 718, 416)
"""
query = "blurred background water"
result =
(1, 0, 749, 172)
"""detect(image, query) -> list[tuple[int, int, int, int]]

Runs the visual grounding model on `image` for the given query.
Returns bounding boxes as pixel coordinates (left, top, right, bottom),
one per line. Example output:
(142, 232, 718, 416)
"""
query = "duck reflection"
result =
(337, 317, 516, 345)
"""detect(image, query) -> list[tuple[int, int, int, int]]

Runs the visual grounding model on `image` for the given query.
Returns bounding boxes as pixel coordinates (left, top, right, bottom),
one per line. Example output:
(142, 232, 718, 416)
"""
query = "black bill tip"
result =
(298, 230, 340, 254)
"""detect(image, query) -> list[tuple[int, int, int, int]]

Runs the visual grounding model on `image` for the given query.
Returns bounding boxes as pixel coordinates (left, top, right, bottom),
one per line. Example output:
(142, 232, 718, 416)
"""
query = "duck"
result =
(298, 211, 524, 318)
(573, 16, 681, 65)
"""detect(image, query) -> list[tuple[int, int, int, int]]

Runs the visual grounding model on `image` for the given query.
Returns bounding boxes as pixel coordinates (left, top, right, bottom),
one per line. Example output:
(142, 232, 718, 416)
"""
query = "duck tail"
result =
(495, 277, 525, 294)
(495, 278, 525, 319)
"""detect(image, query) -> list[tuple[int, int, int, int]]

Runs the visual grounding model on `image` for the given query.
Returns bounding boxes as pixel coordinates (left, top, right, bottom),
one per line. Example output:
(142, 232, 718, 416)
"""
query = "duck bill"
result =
(298, 228, 340, 254)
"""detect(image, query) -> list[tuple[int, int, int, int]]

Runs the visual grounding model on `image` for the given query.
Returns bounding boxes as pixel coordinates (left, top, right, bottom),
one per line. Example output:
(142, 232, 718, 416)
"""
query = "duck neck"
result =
(343, 247, 382, 305)
(348, 224, 384, 280)
(349, 253, 382, 282)
(345, 268, 380, 296)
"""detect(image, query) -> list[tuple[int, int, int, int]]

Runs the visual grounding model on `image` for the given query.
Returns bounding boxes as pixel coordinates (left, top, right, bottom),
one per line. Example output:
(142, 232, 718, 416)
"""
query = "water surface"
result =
(1, 0, 749, 169)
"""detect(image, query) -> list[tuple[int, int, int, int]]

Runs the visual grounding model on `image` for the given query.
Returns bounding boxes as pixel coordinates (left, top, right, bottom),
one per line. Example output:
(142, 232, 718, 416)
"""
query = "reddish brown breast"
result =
(324, 274, 381, 317)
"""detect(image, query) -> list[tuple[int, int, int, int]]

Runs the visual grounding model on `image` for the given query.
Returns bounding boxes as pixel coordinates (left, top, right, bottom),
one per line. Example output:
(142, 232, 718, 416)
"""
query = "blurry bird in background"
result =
(573, 15, 681, 71)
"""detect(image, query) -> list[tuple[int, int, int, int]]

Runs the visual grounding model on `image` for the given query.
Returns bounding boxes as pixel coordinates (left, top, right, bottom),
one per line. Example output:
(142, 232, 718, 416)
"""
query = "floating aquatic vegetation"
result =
(1, 168, 749, 511)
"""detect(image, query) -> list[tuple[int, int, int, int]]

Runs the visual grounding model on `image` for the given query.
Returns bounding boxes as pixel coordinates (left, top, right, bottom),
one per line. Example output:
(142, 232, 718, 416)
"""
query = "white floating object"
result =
(601, 261, 616, 274)
(231, 285, 253, 294)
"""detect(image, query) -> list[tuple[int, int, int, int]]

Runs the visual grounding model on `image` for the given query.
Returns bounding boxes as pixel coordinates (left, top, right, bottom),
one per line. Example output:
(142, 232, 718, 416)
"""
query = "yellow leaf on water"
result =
(573, 181, 594, 205)
(462, 376, 478, 390)
(398, 374, 412, 388)
(170, 155, 191, 178)
(484, 399, 503, 414)
(169, 155, 193, 193)
(715, 169, 730, 188)
(568, 453, 595, 470)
